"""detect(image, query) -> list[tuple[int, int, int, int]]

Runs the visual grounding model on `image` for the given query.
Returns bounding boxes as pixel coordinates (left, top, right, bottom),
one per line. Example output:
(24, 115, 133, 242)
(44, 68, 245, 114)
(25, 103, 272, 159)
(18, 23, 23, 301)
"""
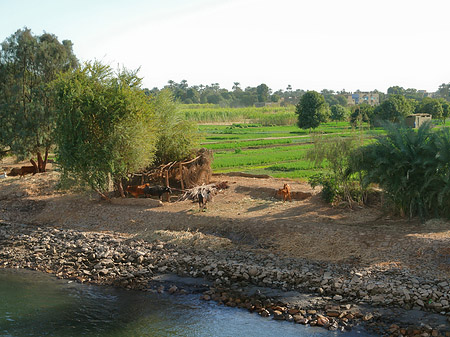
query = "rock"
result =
(416, 299, 425, 307)
(326, 309, 341, 317)
(362, 313, 373, 321)
(333, 295, 343, 301)
(248, 267, 259, 277)
(293, 314, 305, 323)
(259, 309, 270, 317)
(273, 310, 284, 320)
(168, 285, 178, 294)
(316, 315, 330, 327)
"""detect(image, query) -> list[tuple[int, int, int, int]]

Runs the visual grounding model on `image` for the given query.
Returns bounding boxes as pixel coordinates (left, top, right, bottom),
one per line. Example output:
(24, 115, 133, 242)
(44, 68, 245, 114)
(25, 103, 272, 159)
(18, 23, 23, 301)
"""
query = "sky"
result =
(1, 0, 450, 93)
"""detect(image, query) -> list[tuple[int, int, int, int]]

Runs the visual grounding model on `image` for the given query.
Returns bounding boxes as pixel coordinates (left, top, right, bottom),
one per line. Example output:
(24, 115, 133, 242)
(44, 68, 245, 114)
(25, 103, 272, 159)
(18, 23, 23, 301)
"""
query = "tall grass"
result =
(181, 105, 296, 125)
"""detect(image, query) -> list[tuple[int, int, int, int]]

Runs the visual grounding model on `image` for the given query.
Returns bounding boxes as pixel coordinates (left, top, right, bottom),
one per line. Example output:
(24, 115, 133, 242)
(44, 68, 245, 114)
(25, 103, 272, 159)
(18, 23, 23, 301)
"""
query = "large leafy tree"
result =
(53, 62, 156, 198)
(330, 104, 349, 122)
(350, 103, 375, 126)
(415, 97, 444, 122)
(295, 91, 329, 130)
(0, 28, 78, 172)
(256, 83, 269, 103)
(372, 94, 415, 123)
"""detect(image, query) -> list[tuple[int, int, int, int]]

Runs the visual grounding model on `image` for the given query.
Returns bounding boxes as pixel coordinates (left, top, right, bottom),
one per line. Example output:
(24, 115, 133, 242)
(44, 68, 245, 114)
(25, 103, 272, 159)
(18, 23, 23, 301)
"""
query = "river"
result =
(0, 268, 374, 337)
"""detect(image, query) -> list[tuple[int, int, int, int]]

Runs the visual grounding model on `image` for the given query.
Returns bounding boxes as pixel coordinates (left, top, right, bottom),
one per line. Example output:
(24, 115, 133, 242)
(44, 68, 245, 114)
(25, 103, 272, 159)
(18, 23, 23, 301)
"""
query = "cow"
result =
(197, 189, 212, 210)
(144, 185, 172, 200)
(126, 183, 149, 198)
(277, 183, 292, 202)
(19, 166, 37, 178)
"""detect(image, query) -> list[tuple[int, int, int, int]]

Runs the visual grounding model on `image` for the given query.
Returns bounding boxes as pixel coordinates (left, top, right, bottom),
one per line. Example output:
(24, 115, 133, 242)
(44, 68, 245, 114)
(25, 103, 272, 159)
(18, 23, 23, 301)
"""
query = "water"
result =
(0, 269, 371, 337)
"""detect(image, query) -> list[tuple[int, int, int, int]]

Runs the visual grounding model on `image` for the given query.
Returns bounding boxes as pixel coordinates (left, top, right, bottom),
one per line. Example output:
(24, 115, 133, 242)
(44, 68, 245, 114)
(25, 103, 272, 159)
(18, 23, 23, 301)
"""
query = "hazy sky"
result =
(1, 0, 449, 93)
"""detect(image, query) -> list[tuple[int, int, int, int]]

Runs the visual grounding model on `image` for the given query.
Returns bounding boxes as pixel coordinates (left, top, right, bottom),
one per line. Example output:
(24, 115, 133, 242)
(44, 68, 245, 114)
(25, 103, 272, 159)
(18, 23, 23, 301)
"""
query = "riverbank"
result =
(1, 222, 448, 336)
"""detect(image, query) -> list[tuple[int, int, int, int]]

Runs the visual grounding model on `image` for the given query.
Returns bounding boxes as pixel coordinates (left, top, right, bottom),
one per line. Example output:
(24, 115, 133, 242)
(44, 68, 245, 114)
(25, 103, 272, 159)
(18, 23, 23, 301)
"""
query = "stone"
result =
(326, 310, 341, 317)
(293, 314, 304, 323)
(273, 310, 284, 320)
(168, 285, 178, 294)
(333, 295, 343, 301)
(316, 315, 330, 327)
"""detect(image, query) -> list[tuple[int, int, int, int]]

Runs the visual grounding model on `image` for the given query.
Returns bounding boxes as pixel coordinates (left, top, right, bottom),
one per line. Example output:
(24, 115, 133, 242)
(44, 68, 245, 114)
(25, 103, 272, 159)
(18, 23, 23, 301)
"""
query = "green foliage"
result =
(330, 104, 349, 122)
(373, 95, 415, 123)
(349, 122, 450, 218)
(151, 89, 200, 165)
(181, 105, 296, 125)
(308, 173, 338, 203)
(307, 133, 363, 204)
(0, 28, 78, 169)
(53, 62, 156, 194)
(256, 83, 269, 102)
(415, 97, 444, 121)
(350, 104, 374, 126)
(295, 91, 329, 130)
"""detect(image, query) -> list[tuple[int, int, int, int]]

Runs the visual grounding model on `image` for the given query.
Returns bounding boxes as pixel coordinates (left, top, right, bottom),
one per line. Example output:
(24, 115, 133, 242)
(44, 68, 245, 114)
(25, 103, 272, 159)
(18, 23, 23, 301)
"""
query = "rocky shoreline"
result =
(0, 222, 449, 336)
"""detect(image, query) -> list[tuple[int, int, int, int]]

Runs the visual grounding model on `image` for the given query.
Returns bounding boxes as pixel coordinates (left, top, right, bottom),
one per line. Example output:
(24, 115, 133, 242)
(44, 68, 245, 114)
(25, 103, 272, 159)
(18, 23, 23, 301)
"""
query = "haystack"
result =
(129, 148, 213, 190)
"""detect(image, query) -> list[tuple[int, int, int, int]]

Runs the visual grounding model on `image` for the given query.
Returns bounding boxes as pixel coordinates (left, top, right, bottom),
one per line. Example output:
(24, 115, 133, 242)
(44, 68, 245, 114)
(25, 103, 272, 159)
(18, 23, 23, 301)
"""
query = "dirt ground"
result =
(1, 159, 449, 279)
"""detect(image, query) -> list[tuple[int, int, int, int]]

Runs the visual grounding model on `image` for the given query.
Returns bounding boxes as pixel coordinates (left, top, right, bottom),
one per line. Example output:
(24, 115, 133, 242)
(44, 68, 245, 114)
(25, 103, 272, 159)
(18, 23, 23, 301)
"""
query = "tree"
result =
(330, 104, 349, 122)
(438, 83, 450, 101)
(0, 28, 78, 172)
(349, 122, 450, 218)
(387, 86, 405, 95)
(438, 98, 450, 124)
(350, 104, 375, 126)
(295, 91, 329, 130)
(53, 62, 156, 198)
(373, 94, 415, 123)
(416, 97, 444, 122)
(151, 89, 199, 165)
(256, 83, 269, 102)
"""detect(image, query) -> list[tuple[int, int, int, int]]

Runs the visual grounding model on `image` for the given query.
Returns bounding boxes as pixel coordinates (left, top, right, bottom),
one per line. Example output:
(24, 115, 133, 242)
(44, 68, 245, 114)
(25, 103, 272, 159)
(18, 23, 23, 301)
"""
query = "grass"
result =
(181, 105, 297, 125)
(200, 122, 380, 179)
(183, 104, 385, 179)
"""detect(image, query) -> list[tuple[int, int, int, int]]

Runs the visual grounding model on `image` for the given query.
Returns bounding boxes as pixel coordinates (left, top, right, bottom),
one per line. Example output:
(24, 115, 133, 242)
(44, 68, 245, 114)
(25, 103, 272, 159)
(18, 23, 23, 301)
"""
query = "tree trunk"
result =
(117, 180, 125, 198)
(37, 152, 44, 172)
(42, 149, 48, 172)
(29, 158, 38, 172)
(94, 188, 110, 201)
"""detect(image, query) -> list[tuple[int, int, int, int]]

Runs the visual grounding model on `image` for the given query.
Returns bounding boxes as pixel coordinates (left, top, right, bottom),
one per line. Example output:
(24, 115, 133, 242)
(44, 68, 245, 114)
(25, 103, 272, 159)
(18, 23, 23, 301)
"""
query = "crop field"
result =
(181, 105, 297, 125)
(199, 122, 379, 179)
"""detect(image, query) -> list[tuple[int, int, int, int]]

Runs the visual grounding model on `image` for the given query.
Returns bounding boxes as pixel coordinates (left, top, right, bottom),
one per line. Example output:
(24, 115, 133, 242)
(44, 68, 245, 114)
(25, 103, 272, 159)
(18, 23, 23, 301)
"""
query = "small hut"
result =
(405, 113, 432, 128)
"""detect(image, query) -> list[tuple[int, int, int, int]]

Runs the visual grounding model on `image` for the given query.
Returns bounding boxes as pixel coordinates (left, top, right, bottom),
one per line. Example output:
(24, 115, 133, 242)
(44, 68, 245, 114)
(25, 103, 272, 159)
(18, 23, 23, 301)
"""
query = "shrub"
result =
(307, 133, 364, 204)
(349, 121, 450, 218)
(151, 89, 200, 165)
(53, 62, 156, 198)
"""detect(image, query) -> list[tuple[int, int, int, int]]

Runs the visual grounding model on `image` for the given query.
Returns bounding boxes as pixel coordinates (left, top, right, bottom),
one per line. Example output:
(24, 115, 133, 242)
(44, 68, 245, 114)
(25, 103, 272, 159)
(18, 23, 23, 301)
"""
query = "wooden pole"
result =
(179, 162, 184, 190)
(165, 170, 169, 188)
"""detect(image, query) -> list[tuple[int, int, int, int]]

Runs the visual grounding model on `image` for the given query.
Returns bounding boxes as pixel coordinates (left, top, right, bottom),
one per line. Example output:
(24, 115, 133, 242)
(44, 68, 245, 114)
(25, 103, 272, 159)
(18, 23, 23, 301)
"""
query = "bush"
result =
(349, 122, 450, 218)
(308, 173, 338, 203)
(53, 62, 156, 197)
(151, 89, 200, 165)
(307, 133, 364, 204)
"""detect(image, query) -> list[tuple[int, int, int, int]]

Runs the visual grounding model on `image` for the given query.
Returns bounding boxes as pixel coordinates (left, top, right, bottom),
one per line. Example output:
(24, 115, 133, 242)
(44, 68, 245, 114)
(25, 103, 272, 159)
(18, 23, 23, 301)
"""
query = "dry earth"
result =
(1, 159, 449, 280)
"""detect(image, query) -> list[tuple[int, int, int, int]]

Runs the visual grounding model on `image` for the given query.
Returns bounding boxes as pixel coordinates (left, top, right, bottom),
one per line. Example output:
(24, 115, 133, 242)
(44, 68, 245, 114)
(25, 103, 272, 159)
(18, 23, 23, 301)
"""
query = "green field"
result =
(181, 105, 297, 125)
(187, 104, 448, 180)
(199, 122, 379, 179)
